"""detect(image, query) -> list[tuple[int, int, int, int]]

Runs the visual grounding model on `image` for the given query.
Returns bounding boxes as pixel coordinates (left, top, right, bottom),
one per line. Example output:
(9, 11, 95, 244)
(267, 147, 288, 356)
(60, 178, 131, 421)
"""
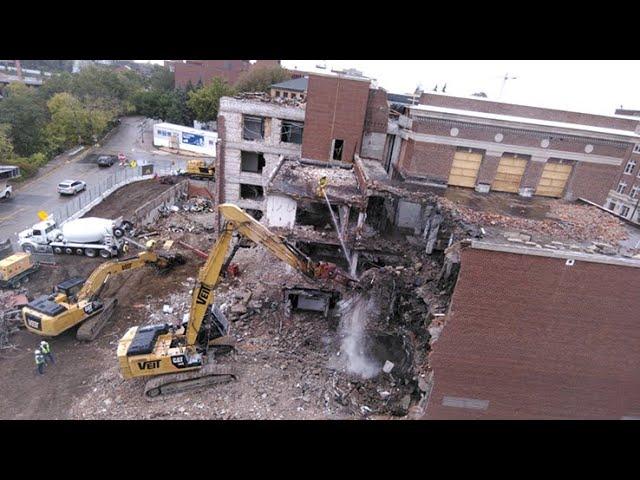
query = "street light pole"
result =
(499, 73, 518, 99)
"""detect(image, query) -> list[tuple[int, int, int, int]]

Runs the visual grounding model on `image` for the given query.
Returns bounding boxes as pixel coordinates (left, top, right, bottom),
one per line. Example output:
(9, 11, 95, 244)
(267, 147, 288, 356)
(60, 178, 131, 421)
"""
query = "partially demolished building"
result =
(214, 70, 640, 419)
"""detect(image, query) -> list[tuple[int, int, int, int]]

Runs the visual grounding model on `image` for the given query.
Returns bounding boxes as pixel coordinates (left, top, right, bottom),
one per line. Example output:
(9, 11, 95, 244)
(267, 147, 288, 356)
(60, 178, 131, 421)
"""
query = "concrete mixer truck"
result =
(18, 216, 133, 258)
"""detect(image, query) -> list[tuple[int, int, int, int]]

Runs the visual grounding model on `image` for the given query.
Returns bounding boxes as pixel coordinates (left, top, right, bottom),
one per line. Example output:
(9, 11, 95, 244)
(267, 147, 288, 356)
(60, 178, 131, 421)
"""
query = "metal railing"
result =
(41, 163, 180, 225)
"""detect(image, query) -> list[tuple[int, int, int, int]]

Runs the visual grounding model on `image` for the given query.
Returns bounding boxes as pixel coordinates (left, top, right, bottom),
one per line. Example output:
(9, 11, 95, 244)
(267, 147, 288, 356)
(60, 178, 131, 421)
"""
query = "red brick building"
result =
(169, 60, 250, 89)
(301, 73, 371, 163)
(604, 109, 640, 221)
(383, 93, 640, 206)
(425, 242, 640, 420)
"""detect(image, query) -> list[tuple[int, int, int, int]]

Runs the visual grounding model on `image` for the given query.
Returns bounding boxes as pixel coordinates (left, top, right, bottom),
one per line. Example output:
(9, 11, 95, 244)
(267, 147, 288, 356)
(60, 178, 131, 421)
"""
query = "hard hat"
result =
(35, 350, 41, 354)
(40, 340, 46, 345)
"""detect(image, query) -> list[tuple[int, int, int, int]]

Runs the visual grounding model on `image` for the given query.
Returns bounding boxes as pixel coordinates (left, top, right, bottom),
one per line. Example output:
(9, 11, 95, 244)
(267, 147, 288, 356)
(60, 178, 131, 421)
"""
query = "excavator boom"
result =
(117, 203, 355, 397)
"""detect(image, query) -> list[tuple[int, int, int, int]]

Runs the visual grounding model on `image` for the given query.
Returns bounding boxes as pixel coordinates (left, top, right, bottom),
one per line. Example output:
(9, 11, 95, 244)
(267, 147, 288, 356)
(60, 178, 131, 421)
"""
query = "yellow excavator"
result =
(117, 203, 355, 398)
(22, 245, 184, 341)
(184, 159, 215, 180)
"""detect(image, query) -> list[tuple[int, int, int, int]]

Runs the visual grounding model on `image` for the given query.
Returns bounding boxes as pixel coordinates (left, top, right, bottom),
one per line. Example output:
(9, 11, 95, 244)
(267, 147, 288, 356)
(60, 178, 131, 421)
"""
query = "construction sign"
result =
(129, 159, 138, 168)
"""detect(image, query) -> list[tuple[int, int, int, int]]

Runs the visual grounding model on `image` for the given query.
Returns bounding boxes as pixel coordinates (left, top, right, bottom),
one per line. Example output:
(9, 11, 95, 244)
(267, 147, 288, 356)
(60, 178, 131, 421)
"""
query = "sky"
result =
(138, 60, 640, 116)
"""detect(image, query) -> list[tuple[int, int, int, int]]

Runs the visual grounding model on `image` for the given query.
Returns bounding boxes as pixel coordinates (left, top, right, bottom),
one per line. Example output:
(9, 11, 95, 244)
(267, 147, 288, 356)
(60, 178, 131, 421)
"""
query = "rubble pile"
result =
(0, 290, 27, 349)
(181, 197, 214, 213)
(233, 91, 306, 108)
(437, 197, 629, 244)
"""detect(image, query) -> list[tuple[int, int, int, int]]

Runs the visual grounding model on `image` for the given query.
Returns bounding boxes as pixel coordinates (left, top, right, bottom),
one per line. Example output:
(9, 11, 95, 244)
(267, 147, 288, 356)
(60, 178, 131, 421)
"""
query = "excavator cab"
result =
(53, 277, 85, 303)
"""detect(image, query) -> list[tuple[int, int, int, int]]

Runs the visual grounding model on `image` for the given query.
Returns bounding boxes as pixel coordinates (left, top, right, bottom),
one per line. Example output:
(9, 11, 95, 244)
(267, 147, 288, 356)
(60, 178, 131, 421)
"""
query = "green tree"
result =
(148, 65, 174, 92)
(37, 71, 74, 101)
(0, 124, 14, 162)
(186, 77, 235, 122)
(164, 89, 194, 126)
(45, 93, 95, 150)
(0, 82, 48, 156)
(234, 66, 291, 93)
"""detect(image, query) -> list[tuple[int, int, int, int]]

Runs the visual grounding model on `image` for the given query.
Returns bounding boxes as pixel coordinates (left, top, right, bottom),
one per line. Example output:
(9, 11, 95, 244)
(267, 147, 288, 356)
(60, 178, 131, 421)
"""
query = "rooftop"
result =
(356, 155, 635, 253)
(154, 122, 219, 137)
(408, 104, 640, 140)
(271, 77, 308, 92)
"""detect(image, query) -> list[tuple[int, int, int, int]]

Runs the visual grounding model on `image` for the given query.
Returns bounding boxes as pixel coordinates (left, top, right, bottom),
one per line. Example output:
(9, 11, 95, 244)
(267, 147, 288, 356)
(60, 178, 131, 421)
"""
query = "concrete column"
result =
(350, 251, 359, 277)
(339, 205, 350, 238)
(519, 156, 548, 197)
(476, 150, 503, 192)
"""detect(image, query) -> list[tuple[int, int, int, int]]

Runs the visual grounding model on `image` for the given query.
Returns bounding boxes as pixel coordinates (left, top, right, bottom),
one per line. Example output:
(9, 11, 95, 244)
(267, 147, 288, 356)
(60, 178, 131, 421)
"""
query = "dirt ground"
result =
(0, 179, 438, 420)
(85, 178, 176, 219)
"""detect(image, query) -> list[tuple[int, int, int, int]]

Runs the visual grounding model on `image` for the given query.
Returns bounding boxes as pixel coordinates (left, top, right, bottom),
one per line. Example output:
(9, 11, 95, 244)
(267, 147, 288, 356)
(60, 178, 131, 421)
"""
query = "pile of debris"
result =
(0, 290, 28, 349)
(181, 197, 214, 213)
(233, 91, 306, 108)
(437, 197, 629, 245)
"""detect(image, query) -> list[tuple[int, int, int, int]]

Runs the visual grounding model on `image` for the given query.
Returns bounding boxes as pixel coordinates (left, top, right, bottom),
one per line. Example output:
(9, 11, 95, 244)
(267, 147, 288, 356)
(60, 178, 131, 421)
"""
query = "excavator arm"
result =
(184, 203, 355, 347)
(77, 250, 180, 303)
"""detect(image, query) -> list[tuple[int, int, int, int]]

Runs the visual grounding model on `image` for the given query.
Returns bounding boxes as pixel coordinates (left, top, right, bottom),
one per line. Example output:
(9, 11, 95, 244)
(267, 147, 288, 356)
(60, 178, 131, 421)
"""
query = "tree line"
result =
(0, 63, 290, 177)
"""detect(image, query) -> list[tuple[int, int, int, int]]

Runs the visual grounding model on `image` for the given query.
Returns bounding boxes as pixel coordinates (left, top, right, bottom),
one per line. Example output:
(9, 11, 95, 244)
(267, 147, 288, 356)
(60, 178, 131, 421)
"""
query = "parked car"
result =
(57, 180, 86, 196)
(97, 155, 115, 167)
(1, 181, 11, 200)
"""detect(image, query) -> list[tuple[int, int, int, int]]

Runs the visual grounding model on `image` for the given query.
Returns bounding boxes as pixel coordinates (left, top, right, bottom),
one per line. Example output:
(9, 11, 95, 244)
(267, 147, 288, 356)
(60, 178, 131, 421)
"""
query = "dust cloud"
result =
(336, 294, 380, 379)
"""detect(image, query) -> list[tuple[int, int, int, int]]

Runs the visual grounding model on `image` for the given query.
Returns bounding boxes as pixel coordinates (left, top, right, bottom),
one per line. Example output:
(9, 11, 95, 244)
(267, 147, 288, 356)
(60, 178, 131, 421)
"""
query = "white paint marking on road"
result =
(0, 207, 26, 222)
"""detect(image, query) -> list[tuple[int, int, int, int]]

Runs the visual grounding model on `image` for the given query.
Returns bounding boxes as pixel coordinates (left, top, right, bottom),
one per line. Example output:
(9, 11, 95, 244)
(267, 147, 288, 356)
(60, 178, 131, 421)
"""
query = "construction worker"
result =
(122, 241, 130, 254)
(34, 349, 45, 375)
(40, 340, 54, 365)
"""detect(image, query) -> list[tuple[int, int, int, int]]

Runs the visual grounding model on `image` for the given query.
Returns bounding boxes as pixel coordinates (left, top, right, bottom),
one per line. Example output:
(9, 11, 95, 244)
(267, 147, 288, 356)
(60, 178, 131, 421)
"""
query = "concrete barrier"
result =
(132, 180, 189, 225)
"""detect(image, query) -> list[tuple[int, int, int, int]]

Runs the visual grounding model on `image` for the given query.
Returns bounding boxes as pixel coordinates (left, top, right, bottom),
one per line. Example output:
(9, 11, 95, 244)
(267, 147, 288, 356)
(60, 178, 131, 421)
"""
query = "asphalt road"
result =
(0, 116, 191, 243)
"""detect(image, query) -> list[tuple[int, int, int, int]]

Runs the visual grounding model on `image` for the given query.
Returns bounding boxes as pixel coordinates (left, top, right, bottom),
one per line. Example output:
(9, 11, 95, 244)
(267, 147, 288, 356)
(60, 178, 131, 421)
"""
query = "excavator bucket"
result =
(157, 253, 186, 273)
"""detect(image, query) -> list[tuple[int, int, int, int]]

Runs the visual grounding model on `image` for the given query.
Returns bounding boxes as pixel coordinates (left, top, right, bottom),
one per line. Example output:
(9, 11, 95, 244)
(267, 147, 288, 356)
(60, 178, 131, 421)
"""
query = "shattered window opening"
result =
(281, 120, 304, 144)
(332, 139, 344, 161)
(241, 151, 266, 174)
(620, 205, 631, 217)
(240, 184, 264, 201)
(243, 115, 265, 141)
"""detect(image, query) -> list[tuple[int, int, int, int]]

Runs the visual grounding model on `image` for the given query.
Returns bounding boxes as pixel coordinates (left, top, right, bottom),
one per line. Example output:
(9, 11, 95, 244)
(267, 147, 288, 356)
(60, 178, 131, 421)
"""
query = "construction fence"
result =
(50, 164, 177, 225)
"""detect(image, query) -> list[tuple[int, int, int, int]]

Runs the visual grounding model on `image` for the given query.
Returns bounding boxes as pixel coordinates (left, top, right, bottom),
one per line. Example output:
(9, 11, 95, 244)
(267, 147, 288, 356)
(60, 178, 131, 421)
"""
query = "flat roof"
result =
(271, 77, 308, 92)
(154, 122, 218, 137)
(408, 104, 640, 140)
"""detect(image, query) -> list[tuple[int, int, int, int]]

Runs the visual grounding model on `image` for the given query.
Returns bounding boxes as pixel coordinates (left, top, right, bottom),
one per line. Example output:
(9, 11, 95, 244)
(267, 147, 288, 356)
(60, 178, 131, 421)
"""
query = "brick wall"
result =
(565, 161, 621, 204)
(398, 139, 456, 181)
(412, 117, 629, 158)
(420, 92, 640, 131)
(301, 74, 370, 162)
(364, 88, 389, 134)
(426, 247, 640, 420)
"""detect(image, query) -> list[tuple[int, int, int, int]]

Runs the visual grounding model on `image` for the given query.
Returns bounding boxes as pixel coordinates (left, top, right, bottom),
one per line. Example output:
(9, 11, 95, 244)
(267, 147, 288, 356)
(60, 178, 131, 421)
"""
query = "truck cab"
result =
(18, 219, 62, 253)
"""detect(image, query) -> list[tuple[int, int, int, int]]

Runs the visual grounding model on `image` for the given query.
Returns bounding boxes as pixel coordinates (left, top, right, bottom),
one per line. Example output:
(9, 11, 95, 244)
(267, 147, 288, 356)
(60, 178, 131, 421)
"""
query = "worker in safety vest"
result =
(122, 241, 130, 254)
(40, 340, 55, 365)
(35, 350, 45, 375)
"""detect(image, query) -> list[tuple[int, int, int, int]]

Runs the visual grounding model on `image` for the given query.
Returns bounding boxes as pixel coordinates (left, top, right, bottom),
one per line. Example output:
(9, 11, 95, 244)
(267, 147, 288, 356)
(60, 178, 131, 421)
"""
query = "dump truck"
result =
(18, 216, 133, 258)
(0, 252, 39, 289)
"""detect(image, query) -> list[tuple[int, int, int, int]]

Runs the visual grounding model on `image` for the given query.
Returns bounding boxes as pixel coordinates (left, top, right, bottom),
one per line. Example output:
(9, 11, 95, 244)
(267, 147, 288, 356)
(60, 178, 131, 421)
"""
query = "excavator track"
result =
(144, 363, 237, 400)
(76, 298, 118, 341)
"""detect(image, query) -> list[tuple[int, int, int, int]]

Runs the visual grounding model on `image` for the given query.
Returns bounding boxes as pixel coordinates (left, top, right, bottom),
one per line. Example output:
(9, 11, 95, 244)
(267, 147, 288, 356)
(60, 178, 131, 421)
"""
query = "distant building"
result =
(168, 60, 284, 90)
(270, 77, 308, 100)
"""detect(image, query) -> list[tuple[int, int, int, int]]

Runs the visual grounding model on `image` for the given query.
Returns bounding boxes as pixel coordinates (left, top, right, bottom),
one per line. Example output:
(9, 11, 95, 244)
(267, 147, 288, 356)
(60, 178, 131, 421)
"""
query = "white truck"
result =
(18, 216, 133, 258)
